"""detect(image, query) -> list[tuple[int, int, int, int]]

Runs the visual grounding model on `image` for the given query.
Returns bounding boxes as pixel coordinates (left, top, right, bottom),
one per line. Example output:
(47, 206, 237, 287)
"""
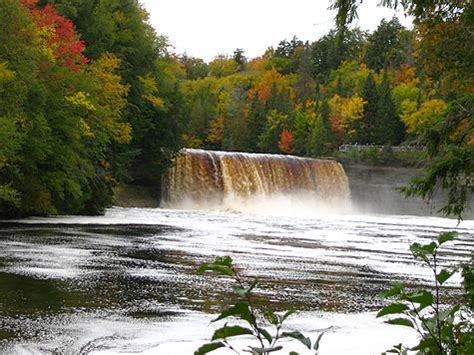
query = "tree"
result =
(233, 48, 247, 72)
(360, 73, 379, 144)
(222, 85, 249, 151)
(180, 54, 209, 80)
(311, 28, 367, 80)
(309, 115, 331, 157)
(374, 70, 405, 144)
(401, 99, 448, 136)
(246, 93, 267, 152)
(364, 17, 408, 71)
(294, 48, 315, 104)
(209, 55, 240, 78)
(278, 129, 294, 154)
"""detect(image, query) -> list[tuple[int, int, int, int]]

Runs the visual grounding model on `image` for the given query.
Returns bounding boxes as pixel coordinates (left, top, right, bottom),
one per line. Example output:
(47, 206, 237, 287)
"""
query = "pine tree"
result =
(293, 109, 309, 156)
(309, 115, 330, 157)
(295, 48, 315, 104)
(360, 73, 378, 144)
(375, 71, 405, 144)
(247, 94, 267, 152)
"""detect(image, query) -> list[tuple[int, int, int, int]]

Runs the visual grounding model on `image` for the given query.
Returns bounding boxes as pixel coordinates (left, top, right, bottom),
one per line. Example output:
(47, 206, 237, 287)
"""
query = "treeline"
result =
(178, 19, 452, 157)
(0, 0, 471, 217)
(0, 0, 180, 217)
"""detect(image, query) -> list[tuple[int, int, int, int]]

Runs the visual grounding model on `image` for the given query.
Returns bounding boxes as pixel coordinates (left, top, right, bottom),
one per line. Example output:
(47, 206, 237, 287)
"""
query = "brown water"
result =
(162, 149, 350, 210)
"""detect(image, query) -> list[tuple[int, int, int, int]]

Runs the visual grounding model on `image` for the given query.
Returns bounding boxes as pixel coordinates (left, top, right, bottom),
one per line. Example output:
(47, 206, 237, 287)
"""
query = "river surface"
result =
(0, 207, 473, 354)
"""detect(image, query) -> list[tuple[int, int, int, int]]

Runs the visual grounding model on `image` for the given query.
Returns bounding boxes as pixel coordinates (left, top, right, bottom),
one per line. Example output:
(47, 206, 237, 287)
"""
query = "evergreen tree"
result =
(294, 48, 315, 104)
(292, 109, 310, 156)
(246, 94, 267, 152)
(309, 115, 331, 157)
(360, 73, 378, 144)
(375, 71, 405, 144)
(364, 17, 407, 71)
(233, 48, 247, 72)
(222, 85, 249, 151)
(318, 99, 335, 149)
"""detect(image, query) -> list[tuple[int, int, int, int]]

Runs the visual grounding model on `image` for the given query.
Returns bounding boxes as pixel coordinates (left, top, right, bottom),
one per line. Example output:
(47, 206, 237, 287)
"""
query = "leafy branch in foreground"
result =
(378, 232, 473, 354)
(195, 256, 323, 355)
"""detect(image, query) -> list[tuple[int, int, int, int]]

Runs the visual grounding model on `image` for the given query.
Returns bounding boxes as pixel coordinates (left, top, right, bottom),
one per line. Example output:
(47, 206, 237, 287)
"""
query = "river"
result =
(0, 207, 472, 354)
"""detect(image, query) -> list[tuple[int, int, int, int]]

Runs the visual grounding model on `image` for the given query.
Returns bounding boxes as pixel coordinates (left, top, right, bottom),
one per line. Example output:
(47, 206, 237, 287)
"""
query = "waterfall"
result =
(162, 149, 351, 213)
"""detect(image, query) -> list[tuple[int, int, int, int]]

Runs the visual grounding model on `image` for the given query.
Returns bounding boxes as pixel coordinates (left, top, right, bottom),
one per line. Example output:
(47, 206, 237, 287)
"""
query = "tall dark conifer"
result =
(360, 73, 378, 144)
(376, 70, 405, 144)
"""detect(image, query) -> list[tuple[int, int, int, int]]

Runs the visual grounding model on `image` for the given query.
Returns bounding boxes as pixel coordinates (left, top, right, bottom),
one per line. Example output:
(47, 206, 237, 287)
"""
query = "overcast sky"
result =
(140, 0, 412, 62)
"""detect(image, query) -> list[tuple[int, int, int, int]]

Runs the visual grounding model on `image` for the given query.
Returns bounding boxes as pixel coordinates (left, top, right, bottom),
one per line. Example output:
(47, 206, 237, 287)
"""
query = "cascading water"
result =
(162, 149, 351, 213)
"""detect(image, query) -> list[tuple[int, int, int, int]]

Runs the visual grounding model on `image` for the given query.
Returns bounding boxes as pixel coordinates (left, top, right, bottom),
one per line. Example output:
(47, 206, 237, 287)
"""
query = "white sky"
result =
(140, 0, 412, 62)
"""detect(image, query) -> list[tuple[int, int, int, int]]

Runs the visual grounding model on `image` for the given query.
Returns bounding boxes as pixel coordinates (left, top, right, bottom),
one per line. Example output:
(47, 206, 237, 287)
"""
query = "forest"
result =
(0, 0, 472, 217)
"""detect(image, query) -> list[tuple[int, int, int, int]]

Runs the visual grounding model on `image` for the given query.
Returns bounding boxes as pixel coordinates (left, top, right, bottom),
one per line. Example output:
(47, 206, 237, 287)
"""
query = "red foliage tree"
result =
(278, 129, 294, 154)
(21, 0, 88, 71)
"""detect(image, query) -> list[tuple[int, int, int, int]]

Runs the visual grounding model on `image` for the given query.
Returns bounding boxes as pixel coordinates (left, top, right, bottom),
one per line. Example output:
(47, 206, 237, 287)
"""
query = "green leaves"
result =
(385, 318, 415, 328)
(281, 330, 312, 349)
(196, 256, 318, 354)
(380, 283, 404, 298)
(194, 341, 225, 355)
(436, 269, 454, 285)
(377, 303, 409, 317)
(438, 232, 456, 245)
(404, 290, 433, 306)
(211, 325, 253, 341)
(197, 256, 235, 276)
(212, 302, 254, 324)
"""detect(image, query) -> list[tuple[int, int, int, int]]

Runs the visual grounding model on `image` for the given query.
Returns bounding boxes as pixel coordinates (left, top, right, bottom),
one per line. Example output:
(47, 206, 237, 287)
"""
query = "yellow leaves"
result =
(207, 116, 225, 146)
(181, 133, 203, 148)
(89, 53, 131, 144)
(209, 55, 239, 78)
(329, 94, 366, 139)
(392, 83, 421, 114)
(0, 62, 15, 83)
(139, 73, 165, 109)
(65, 91, 96, 111)
(34, 25, 56, 63)
(266, 110, 289, 131)
(112, 122, 132, 144)
(401, 99, 448, 136)
(79, 118, 94, 138)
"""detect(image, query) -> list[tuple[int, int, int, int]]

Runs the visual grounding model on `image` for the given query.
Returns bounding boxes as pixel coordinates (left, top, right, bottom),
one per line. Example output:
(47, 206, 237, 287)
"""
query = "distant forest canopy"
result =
(0, 0, 472, 217)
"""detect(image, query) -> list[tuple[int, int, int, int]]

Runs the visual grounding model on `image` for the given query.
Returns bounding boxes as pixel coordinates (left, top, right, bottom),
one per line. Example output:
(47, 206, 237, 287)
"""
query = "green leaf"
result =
(410, 337, 438, 352)
(257, 327, 272, 343)
(405, 290, 433, 306)
(313, 332, 324, 351)
(377, 303, 409, 318)
(211, 325, 253, 340)
(437, 232, 456, 245)
(385, 318, 415, 328)
(289, 352, 300, 355)
(436, 269, 454, 285)
(264, 311, 279, 326)
(234, 278, 259, 297)
(380, 283, 404, 298)
(212, 302, 254, 324)
(409, 243, 431, 262)
(197, 256, 235, 276)
(194, 341, 225, 355)
(248, 345, 283, 353)
(281, 331, 311, 349)
(281, 309, 295, 322)
(421, 242, 437, 254)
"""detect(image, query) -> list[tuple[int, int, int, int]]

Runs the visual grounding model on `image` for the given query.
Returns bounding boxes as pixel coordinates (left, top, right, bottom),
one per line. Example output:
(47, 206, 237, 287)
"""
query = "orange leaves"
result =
(22, 0, 88, 71)
(395, 64, 417, 85)
(278, 129, 294, 154)
(250, 68, 291, 104)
